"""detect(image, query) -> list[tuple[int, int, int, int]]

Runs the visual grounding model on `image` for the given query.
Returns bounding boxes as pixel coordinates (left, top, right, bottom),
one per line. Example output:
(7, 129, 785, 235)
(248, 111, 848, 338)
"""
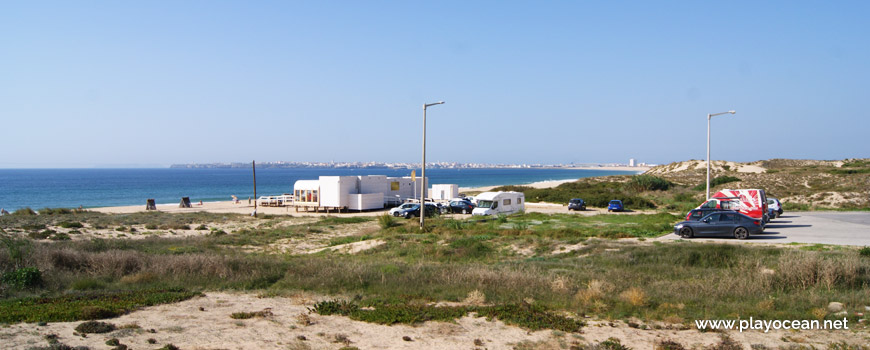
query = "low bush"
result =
(1, 267, 43, 289)
(29, 230, 55, 239)
(692, 176, 741, 191)
(12, 207, 37, 216)
(0, 288, 201, 323)
(230, 309, 273, 319)
(59, 222, 84, 229)
(75, 320, 116, 333)
(625, 175, 673, 192)
(310, 299, 584, 332)
(377, 214, 397, 229)
(860, 247, 870, 257)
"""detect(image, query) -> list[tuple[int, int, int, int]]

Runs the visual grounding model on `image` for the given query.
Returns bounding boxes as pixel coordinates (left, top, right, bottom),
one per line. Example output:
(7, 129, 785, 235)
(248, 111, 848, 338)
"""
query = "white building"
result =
(430, 184, 459, 201)
(629, 158, 636, 167)
(293, 175, 429, 211)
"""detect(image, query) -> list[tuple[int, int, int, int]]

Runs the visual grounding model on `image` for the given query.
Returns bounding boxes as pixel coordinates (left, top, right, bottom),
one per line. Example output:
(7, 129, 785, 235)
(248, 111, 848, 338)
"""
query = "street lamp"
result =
(421, 101, 444, 229)
(706, 110, 736, 199)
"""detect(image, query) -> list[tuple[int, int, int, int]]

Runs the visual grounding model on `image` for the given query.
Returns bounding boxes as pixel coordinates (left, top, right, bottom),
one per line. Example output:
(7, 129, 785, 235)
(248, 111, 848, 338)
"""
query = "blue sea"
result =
(0, 168, 640, 211)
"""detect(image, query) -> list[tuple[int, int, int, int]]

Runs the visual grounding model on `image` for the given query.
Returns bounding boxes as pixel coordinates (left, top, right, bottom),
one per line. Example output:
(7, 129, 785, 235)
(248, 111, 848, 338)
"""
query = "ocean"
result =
(0, 168, 640, 211)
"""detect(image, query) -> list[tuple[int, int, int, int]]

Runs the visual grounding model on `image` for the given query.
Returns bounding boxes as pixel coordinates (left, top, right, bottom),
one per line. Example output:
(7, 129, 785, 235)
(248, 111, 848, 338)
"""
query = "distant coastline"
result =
(170, 161, 653, 171)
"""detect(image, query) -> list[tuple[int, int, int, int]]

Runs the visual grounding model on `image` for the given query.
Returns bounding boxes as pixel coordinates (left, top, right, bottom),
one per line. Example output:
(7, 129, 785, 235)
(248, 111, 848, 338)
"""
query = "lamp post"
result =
(421, 101, 444, 229)
(706, 110, 736, 199)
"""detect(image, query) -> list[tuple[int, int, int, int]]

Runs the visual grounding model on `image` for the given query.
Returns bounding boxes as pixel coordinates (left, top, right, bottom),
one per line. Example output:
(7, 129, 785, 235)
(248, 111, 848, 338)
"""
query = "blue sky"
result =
(1, 1, 868, 168)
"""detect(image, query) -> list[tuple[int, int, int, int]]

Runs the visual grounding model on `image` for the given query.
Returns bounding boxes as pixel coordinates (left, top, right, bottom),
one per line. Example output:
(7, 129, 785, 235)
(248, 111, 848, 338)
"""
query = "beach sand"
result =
(2, 292, 860, 350)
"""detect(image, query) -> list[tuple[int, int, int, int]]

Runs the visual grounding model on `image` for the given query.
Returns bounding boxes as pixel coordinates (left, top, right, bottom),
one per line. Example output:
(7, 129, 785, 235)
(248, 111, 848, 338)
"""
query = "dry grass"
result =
(463, 289, 486, 306)
(574, 280, 612, 305)
(619, 287, 647, 307)
(776, 251, 862, 290)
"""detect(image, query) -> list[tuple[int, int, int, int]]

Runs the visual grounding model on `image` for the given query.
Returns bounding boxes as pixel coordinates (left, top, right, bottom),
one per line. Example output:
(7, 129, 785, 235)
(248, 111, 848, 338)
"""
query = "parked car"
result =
(390, 203, 418, 217)
(568, 198, 586, 211)
(685, 208, 731, 221)
(401, 203, 440, 219)
(674, 212, 764, 240)
(442, 200, 475, 214)
(767, 197, 783, 217)
(607, 200, 624, 212)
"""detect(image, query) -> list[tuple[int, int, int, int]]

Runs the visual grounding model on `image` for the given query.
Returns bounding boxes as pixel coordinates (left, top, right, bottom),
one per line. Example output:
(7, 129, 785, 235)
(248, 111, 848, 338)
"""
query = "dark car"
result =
(568, 198, 586, 211)
(674, 212, 764, 240)
(401, 203, 440, 219)
(442, 200, 475, 214)
(685, 208, 731, 221)
(607, 200, 624, 212)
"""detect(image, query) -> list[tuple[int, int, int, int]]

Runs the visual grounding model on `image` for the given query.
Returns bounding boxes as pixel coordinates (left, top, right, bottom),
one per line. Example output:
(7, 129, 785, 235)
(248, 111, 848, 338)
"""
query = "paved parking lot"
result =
(659, 211, 870, 246)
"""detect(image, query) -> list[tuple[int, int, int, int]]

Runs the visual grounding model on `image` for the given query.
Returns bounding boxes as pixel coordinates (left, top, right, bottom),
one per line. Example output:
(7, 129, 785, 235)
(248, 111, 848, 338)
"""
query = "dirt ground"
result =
(2, 292, 866, 350)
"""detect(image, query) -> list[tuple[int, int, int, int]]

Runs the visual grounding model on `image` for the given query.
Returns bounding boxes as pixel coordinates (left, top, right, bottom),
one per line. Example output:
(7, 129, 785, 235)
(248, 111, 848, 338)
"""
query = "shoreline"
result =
(41, 169, 648, 215)
(91, 173, 641, 215)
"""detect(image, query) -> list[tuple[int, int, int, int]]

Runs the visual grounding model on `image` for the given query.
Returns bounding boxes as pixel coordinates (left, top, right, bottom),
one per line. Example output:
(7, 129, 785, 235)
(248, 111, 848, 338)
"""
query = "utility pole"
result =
(252, 160, 257, 218)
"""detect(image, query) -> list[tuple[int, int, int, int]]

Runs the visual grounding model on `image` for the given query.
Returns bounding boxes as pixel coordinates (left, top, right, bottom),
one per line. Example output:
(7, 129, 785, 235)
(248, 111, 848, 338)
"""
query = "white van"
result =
(471, 191, 525, 216)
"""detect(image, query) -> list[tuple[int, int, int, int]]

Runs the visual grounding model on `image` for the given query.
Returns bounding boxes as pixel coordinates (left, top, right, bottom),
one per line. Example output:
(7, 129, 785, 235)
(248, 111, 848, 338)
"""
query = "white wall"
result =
(319, 176, 356, 207)
(431, 184, 459, 201)
(348, 193, 384, 210)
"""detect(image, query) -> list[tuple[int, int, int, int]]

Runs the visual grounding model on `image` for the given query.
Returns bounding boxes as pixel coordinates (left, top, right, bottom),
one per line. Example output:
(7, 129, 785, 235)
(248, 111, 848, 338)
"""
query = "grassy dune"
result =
(3, 210, 869, 342)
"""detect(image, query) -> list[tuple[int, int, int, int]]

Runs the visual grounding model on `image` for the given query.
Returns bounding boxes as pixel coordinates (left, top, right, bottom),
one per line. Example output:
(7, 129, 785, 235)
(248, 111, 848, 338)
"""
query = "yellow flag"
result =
(411, 170, 416, 181)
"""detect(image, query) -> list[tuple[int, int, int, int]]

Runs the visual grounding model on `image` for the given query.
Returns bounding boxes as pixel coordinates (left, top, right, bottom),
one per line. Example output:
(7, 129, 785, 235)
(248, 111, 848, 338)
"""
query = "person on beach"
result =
(0, 208, 8, 216)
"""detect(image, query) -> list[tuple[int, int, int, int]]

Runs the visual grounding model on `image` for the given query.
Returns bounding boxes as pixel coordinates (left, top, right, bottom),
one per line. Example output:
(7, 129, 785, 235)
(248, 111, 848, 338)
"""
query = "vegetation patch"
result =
(0, 288, 201, 323)
(310, 299, 584, 332)
(692, 176, 741, 191)
(1, 267, 43, 289)
(75, 320, 116, 333)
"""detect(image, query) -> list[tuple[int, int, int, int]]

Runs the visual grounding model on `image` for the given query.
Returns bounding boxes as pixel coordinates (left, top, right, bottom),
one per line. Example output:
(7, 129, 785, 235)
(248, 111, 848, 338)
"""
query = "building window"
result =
(391, 182, 400, 191)
(517, 198, 522, 204)
(504, 199, 511, 205)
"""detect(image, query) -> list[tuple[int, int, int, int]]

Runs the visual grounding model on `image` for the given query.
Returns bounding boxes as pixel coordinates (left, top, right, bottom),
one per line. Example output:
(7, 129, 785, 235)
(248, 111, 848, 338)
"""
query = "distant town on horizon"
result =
(169, 160, 656, 169)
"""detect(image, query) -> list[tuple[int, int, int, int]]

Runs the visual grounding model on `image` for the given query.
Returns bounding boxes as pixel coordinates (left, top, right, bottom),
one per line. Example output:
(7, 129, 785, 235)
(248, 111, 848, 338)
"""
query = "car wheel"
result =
(404, 212, 412, 219)
(392, 212, 400, 217)
(679, 227, 694, 238)
(462, 209, 468, 214)
(734, 227, 749, 240)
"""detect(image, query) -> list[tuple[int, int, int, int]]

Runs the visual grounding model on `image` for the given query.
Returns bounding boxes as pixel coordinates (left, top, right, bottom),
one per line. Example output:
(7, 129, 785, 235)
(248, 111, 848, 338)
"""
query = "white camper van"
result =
(471, 191, 525, 216)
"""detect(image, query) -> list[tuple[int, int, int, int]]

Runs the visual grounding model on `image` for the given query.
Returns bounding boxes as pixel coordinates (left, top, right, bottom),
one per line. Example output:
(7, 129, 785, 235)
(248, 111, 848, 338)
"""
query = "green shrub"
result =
(693, 176, 741, 191)
(50, 232, 71, 241)
(377, 214, 397, 229)
(12, 207, 37, 216)
(1, 267, 43, 289)
(829, 168, 870, 175)
(145, 224, 158, 230)
(0, 289, 201, 323)
(625, 175, 673, 192)
(59, 221, 84, 229)
(75, 320, 116, 333)
(310, 300, 584, 332)
(859, 247, 870, 258)
(29, 230, 55, 239)
(38, 208, 74, 215)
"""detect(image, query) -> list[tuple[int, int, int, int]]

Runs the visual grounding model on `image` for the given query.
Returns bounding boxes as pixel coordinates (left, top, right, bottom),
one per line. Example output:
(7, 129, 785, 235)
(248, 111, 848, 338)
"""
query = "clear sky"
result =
(1, 1, 868, 168)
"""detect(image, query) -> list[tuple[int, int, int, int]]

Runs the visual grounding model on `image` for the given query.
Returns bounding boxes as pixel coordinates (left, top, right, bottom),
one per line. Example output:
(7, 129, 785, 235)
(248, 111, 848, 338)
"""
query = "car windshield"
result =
(401, 204, 415, 209)
(477, 200, 494, 208)
(570, 200, 582, 203)
(610, 201, 620, 205)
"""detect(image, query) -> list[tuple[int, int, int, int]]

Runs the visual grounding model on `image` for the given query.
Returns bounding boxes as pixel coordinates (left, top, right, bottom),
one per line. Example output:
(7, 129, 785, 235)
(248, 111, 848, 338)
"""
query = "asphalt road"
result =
(659, 211, 870, 246)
